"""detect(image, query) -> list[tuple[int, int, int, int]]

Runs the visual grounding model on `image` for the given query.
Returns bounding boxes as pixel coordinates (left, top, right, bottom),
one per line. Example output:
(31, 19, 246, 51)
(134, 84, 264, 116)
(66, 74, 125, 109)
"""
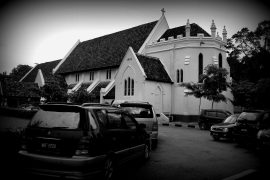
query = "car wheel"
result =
(143, 144, 150, 160)
(104, 158, 114, 180)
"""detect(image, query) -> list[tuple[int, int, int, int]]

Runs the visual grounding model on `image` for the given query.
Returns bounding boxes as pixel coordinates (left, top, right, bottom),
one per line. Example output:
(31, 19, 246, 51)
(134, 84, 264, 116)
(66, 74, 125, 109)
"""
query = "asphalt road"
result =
(1, 118, 269, 180)
(114, 125, 269, 180)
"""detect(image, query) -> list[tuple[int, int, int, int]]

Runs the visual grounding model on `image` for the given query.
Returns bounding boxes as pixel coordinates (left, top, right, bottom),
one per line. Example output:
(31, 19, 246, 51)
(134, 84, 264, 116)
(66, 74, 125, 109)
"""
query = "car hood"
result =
(212, 123, 236, 128)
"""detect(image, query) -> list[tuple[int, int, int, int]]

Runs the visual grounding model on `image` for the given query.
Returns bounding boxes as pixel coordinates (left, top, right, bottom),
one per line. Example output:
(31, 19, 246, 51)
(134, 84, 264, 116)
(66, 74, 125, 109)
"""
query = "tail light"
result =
(75, 136, 90, 156)
(152, 122, 158, 131)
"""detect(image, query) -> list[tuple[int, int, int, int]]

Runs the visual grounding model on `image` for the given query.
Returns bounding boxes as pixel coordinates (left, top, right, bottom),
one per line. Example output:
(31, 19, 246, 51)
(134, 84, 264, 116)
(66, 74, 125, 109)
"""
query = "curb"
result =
(161, 122, 198, 129)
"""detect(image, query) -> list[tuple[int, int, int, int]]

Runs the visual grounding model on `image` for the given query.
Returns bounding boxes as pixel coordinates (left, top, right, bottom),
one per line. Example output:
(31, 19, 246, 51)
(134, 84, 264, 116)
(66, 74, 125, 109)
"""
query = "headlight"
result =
(223, 128, 228, 132)
(210, 126, 214, 131)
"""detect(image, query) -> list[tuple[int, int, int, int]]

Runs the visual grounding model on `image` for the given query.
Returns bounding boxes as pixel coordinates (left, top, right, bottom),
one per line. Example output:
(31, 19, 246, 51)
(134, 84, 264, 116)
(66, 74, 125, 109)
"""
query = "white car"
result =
(112, 100, 159, 148)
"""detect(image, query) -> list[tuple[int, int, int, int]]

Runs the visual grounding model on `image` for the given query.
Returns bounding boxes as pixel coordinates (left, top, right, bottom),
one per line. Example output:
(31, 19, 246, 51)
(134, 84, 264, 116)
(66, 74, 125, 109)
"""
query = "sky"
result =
(0, 0, 269, 74)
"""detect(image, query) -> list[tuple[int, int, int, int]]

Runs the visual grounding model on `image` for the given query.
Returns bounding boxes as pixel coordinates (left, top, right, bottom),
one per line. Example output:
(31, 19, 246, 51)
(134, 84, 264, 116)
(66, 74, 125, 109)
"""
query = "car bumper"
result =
(18, 150, 106, 179)
(210, 131, 232, 139)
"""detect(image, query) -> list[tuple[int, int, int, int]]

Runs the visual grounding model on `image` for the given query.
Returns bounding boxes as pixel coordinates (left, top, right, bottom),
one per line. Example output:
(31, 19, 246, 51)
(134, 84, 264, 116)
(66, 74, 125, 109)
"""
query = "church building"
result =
(21, 11, 234, 121)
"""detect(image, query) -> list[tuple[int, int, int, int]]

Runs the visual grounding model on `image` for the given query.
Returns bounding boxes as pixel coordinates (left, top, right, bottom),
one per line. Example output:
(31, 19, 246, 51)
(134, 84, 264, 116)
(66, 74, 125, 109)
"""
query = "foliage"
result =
(227, 20, 270, 109)
(68, 89, 92, 104)
(9, 64, 32, 81)
(181, 65, 229, 110)
(40, 75, 68, 102)
(180, 82, 204, 112)
(201, 64, 229, 108)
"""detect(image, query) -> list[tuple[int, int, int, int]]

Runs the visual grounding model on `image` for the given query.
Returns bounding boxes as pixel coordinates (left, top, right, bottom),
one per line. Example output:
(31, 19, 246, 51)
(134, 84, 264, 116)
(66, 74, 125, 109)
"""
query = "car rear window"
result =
(238, 112, 261, 122)
(29, 109, 80, 129)
(120, 105, 153, 118)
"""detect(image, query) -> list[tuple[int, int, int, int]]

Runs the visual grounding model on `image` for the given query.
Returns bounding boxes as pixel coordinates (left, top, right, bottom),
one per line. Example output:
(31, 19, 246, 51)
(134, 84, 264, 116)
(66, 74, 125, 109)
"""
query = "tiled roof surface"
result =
(22, 59, 61, 83)
(136, 54, 173, 84)
(78, 82, 92, 91)
(159, 23, 210, 41)
(104, 86, 115, 99)
(56, 21, 158, 74)
(90, 81, 110, 102)
(67, 83, 77, 89)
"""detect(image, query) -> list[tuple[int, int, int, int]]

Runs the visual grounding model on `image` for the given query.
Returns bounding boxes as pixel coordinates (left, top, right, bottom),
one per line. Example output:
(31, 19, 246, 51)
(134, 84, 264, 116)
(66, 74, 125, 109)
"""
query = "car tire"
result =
(104, 158, 114, 180)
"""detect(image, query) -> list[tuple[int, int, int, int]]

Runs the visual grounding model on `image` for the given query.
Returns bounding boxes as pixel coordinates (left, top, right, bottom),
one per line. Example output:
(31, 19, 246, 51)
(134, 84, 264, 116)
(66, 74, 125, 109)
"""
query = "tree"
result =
(68, 89, 92, 104)
(180, 82, 204, 113)
(40, 75, 68, 102)
(201, 64, 229, 109)
(9, 64, 32, 81)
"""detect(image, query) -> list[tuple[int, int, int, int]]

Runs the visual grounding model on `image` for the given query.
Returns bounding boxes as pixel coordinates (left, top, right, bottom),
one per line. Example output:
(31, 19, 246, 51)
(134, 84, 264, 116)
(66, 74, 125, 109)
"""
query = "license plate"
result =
(241, 129, 247, 132)
(41, 143, 57, 149)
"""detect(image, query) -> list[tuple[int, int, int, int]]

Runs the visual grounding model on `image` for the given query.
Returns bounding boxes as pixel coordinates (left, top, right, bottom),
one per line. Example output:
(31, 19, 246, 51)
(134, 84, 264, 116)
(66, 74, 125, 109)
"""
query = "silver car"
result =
(113, 101, 159, 147)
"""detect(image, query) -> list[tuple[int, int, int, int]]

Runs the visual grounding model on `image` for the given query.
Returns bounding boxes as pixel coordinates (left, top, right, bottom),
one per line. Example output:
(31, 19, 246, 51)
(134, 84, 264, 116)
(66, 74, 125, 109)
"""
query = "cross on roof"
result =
(161, 8, 165, 15)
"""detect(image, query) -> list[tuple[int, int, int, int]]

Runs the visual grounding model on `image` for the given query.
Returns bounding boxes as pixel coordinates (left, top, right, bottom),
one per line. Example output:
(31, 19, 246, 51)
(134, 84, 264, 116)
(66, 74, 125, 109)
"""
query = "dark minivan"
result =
(233, 110, 270, 145)
(198, 109, 231, 130)
(18, 103, 151, 180)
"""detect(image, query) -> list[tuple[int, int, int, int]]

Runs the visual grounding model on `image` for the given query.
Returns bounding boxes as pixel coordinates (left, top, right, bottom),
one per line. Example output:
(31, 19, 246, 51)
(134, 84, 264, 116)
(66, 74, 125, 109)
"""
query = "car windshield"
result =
(121, 106, 153, 118)
(237, 112, 261, 121)
(223, 115, 238, 123)
(29, 109, 80, 129)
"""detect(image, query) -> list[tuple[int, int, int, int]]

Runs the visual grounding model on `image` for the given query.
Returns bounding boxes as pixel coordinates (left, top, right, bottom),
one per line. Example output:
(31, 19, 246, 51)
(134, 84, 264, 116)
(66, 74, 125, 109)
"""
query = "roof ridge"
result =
(136, 53, 160, 61)
(81, 20, 158, 44)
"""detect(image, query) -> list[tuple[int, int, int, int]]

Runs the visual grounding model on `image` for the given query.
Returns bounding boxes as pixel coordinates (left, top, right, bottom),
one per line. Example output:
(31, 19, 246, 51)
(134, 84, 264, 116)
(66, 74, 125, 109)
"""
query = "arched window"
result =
(131, 79, 134, 95)
(176, 69, 180, 83)
(180, 69, 183, 82)
(128, 77, 130, 96)
(124, 79, 127, 96)
(124, 77, 135, 96)
(198, 53, 203, 82)
(218, 53, 222, 68)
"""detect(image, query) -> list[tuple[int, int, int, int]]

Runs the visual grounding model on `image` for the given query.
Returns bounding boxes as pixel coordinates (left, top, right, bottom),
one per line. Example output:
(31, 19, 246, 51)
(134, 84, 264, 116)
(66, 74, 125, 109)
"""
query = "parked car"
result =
(257, 128, 270, 148)
(112, 100, 159, 147)
(232, 110, 270, 145)
(198, 109, 231, 130)
(210, 114, 240, 141)
(18, 103, 151, 180)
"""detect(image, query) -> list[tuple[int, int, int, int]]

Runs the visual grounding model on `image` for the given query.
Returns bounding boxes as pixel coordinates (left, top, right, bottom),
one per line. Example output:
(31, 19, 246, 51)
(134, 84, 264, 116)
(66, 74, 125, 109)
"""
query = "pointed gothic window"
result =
(128, 77, 130, 96)
(124, 77, 134, 96)
(131, 79, 134, 95)
(124, 79, 127, 96)
(218, 53, 222, 68)
(176, 69, 180, 83)
(199, 53, 203, 82)
(180, 69, 184, 82)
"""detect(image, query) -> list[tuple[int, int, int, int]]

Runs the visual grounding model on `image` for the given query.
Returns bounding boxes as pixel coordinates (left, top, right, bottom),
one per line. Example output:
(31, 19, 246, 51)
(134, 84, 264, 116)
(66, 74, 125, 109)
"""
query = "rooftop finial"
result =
(161, 8, 165, 15)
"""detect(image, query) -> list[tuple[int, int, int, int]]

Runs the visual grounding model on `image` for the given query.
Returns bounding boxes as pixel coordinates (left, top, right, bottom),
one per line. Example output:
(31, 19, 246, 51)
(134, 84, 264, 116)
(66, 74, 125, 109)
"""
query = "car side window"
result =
(107, 113, 122, 129)
(95, 109, 109, 128)
(88, 111, 97, 130)
(217, 112, 227, 118)
(122, 114, 137, 130)
(207, 111, 216, 117)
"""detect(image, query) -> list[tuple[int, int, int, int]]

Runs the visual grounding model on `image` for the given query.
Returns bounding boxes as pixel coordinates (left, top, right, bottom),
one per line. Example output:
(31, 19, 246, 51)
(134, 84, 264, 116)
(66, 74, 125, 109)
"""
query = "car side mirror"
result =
(156, 114, 160, 117)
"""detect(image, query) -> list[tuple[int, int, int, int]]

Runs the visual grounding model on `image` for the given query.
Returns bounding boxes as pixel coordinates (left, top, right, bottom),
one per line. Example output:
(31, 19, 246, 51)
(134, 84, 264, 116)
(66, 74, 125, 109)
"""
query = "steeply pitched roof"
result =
(159, 23, 210, 41)
(21, 59, 61, 83)
(56, 21, 158, 74)
(136, 54, 173, 84)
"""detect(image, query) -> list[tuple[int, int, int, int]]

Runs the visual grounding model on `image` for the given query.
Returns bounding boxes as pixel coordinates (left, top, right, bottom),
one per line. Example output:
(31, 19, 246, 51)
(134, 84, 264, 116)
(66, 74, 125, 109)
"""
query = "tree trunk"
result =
(211, 101, 214, 109)
(198, 98, 202, 114)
